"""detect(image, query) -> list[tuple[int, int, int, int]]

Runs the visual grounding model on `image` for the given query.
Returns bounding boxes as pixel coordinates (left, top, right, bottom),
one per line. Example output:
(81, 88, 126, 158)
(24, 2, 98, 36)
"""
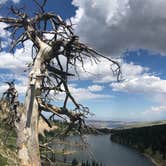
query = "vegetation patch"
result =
(111, 123, 166, 166)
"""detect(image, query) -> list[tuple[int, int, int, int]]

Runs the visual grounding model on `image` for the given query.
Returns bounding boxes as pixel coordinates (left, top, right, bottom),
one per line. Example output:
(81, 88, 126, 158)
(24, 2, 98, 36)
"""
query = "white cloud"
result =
(0, 37, 110, 101)
(0, 0, 20, 4)
(72, 0, 166, 56)
(145, 106, 166, 114)
(0, 40, 32, 96)
(0, 83, 27, 96)
(140, 105, 166, 121)
(12, 0, 20, 3)
(106, 60, 166, 112)
(0, 22, 11, 48)
(152, 93, 166, 105)
(75, 58, 116, 83)
(88, 85, 104, 92)
(56, 84, 111, 102)
(0, 74, 28, 95)
(0, 40, 32, 72)
(0, 52, 31, 71)
(69, 85, 110, 101)
(75, 57, 148, 84)
(111, 75, 166, 94)
(0, 0, 7, 4)
(0, 22, 10, 38)
(122, 62, 149, 80)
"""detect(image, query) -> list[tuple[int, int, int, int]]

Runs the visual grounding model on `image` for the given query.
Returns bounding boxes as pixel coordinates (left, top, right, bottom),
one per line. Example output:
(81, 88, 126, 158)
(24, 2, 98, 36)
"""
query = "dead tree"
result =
(2, 80, 18, 107)
(1, 80, 19, 126)
(0, 1, 121, 165)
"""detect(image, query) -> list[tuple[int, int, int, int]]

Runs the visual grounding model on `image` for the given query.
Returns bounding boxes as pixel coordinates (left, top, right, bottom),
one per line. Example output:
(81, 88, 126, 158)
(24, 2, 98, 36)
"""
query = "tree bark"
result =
(16, 42, 52, 166)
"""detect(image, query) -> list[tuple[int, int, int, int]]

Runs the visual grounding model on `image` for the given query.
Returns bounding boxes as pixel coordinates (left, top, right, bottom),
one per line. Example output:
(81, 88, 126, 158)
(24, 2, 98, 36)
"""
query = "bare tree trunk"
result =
(16, 99, 41, 166)
(16, 43, 52, 166)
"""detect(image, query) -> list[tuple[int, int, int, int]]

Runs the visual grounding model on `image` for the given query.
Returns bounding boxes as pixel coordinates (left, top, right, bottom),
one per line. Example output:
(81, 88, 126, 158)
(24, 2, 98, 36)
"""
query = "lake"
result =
(53, 134, 155, 166)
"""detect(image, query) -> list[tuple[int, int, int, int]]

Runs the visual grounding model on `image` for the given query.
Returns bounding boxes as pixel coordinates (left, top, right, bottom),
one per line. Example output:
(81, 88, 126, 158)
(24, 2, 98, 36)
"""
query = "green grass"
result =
(0, 154, 8, 165)
(0, 123, 18, 165)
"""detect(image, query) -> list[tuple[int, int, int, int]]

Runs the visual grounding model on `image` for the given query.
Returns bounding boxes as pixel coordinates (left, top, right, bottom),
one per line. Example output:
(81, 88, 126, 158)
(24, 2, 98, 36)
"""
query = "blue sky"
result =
(1, 0, 166, 121)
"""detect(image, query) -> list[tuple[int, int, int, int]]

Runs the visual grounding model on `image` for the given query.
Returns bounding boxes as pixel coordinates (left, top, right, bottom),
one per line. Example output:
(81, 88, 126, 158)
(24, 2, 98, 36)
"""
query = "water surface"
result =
(64, 135, 155, 166)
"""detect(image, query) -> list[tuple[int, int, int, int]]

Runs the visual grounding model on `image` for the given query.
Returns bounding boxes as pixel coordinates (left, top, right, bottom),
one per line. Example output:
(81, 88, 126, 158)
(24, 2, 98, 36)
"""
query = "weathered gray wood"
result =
(25, 85, 35, 127)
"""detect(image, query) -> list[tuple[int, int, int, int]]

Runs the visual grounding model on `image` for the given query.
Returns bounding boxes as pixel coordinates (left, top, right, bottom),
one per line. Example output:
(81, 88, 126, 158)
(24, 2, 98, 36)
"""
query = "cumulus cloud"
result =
(88, 85, 104, 92)
(69, 85, 110, 101)
(0, 51, 31, 71)
(110, 68, 166, 117)
(71, 0, 166, 120)
(0, 37, 111, 101)
(0, 40, 32, 72)
(0, 0, 20, 4)
(140, 105, 166, 120)
(76, 57, 148, 83)
(0, 22, 11, 48)
(111, 75, 166, 94)
(75, 58, 117, 83)
(0, 0, 8, 4)
(72, 0, 166, 56)
(0, 22, 10, 38)
(0, 73, 28, 95)
(56, 84, 111, 102)
(0, 40, 32, 96)
(12, 0, 20, 3)
(144, 106, 166, 114)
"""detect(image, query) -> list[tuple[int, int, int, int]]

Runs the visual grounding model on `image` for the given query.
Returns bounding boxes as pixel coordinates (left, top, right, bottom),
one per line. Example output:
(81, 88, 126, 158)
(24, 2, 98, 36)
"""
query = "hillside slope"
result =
(111, 123, 166, 166)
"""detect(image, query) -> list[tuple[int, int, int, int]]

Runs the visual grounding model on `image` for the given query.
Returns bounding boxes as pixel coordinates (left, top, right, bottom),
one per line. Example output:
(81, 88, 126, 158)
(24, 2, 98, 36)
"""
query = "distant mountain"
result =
(86, 120, 138, 129)
(117, 120, 166, 129)
(86, 119, 166, 129)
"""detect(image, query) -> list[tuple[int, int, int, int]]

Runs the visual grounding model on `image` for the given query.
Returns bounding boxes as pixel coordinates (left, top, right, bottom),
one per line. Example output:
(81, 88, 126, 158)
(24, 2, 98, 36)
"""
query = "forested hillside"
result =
(111, 124, 166, 166)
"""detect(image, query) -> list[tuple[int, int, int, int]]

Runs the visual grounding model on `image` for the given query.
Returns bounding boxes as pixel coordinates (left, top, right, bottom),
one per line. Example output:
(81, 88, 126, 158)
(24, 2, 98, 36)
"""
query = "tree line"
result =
(72, 158, 104, 166)
(111, 124, 166, 159)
